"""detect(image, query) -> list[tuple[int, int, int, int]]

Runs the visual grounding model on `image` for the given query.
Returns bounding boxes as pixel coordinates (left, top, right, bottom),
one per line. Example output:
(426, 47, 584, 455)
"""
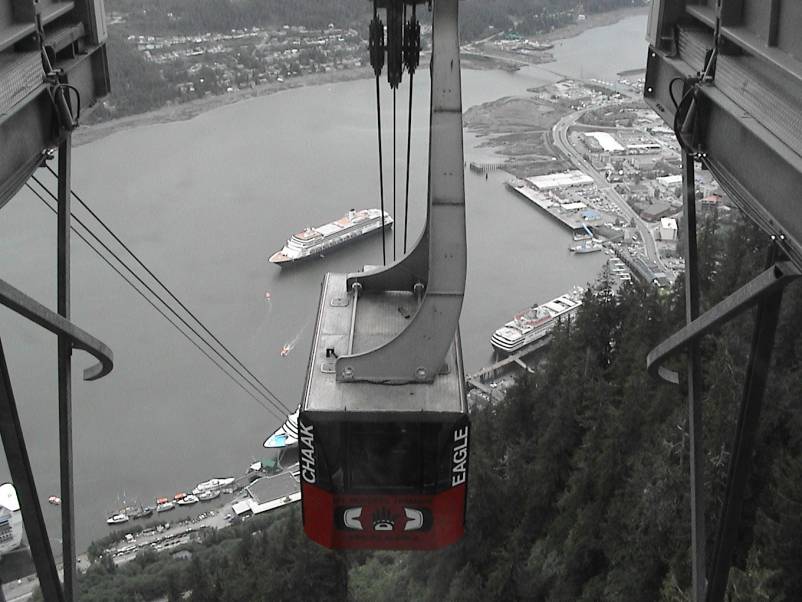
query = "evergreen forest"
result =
(105, 0, 643, 39)
(59, 207, 802, 601)
(90, 0, 641, 119)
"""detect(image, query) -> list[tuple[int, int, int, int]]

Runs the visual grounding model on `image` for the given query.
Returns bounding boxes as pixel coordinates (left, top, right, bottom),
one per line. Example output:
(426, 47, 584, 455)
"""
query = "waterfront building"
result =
(527, 170, 594, 191)
(584, 131, 625, 153)
(660, 217, 678, 241)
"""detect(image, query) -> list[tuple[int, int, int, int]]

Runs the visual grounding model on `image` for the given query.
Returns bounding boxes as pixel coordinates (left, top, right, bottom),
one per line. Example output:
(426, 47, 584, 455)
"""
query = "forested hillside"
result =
(86, 0, 642, 121)
(105, 0, 642, 38)
(64, 207, 802, 601)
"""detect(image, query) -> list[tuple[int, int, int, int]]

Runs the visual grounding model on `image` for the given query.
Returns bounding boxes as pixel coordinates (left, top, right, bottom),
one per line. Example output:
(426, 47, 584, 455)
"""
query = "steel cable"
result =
(393, 88, 397, 261)
(26, 182, 284, 420)
(28, 177, 288, 418)
(43, 166, 289, 413)
(373, 0, 387, 265)
(404, 73, 414, 254)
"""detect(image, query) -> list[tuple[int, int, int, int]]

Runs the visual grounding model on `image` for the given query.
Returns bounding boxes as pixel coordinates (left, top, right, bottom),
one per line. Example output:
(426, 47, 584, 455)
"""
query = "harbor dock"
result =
(466, 336, 552, 392)
(506, 178, 605, 236)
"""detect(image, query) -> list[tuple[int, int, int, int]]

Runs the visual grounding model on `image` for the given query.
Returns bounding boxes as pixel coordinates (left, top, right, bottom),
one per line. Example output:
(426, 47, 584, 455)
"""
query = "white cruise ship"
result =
(0, 483, 22, 557)
(269, 209, 393, 265)
(491, 289, 583, 353)
(263, 405, 299, 448)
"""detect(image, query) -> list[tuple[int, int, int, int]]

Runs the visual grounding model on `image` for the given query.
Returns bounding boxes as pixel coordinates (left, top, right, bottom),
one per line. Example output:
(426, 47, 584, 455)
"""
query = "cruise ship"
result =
(491, 289, 583, 353)
(263, 405, 299, 448)
(269, 209, 393, 265)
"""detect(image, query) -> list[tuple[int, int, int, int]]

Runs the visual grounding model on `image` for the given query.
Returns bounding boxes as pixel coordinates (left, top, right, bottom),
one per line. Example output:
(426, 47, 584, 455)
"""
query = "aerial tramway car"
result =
(300, 0, 470, 550)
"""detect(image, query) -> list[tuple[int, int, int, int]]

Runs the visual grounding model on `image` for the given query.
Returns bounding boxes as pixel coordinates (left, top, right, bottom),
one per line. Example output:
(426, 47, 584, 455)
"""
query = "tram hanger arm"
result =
(335, 0, 466, 384)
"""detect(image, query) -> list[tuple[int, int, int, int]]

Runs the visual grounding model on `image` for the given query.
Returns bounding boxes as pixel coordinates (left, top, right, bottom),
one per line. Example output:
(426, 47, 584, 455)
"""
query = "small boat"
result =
(173, 492, 187, 502)
(177, 494, 199, 506)
(193, 477, 235, 493)
(155, 498, 175, 513)
(570, 240, 603, 254)
(48, 496, 61, 506)
(106, 513, 129, 525)
(198, 489, 220, 502)
(265, 291, 272, 300)
(280, 344, 291, 357)
(130, 505, 153, 520)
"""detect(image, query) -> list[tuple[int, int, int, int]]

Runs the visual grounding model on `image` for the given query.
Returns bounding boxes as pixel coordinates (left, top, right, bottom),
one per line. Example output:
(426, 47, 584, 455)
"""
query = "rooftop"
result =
(247, 473, 299, 505)
(584, 131, 625, 152)
(527, 170, 594, 190)
(302, 272, 466, 414)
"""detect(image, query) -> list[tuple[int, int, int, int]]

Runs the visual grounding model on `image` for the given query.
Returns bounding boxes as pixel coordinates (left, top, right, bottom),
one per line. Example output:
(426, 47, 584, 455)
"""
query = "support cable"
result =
(27, 183, 283, 420)
(393, 88, 397, 261)
(376, 71, 386, 266)
(42, 167, 289, 413)
(402, 3, 420, 254)
(403, 76, 414, 254)
(27, 179, 288, 419)
(369, 0, 387, 265)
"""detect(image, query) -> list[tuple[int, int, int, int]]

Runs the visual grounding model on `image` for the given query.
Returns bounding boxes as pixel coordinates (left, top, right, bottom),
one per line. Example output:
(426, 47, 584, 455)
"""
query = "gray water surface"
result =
(0, 14, 647, 550)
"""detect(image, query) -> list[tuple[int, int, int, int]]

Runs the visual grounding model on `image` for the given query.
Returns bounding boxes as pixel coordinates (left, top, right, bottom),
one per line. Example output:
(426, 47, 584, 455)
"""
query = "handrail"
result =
(0, 277, 113, 380)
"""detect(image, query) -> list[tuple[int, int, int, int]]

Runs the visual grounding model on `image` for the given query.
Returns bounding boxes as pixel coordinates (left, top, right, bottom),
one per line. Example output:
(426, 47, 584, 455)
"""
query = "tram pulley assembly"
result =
(369, 0, 423, 87)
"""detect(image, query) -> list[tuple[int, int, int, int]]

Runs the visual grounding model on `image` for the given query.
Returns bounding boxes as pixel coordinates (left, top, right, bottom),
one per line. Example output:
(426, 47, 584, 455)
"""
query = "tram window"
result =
(421, 422, 450, 490)
(312, 422, 344, 490)
(348, 422, 421, 491)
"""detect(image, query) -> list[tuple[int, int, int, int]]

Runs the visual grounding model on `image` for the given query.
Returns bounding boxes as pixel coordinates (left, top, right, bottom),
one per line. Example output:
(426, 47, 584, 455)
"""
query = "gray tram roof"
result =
(302, 272, 466, 414)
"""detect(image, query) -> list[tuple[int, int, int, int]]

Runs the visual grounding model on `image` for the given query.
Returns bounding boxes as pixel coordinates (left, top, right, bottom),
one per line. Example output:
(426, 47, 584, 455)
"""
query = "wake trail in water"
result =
(281, 317, 312, 357)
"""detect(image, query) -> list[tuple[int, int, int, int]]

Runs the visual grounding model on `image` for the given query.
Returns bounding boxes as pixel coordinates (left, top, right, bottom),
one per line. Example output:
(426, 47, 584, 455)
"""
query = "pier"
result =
(465, 336, 552, 392)
(506, 181, 605, 235)
(469, 160, 531, 173)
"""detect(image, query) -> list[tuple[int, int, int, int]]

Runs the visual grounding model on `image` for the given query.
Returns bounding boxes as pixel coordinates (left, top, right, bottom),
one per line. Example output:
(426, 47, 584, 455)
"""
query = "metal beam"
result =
(682, 152, 706, 602)
(0, 338, 64, 602)
(706, 251, 785, 602)
(0, 47, 109, 209)
(0, 277, 113, 380)
(646, 260, 800, 383)
(57, 136, 76, 602)
(644, 28, 802, 271)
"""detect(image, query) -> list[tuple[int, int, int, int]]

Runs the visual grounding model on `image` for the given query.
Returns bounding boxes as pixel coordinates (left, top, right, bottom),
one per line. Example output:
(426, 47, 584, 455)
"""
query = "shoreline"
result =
(75, 5, 648, 146)
(74, 67, 374, 146)
(536, 5, 648, 44)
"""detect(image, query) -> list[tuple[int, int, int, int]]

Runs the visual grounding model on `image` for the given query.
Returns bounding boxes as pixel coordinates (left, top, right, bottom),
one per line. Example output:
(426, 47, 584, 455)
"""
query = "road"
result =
(551, 103, 670, 276)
